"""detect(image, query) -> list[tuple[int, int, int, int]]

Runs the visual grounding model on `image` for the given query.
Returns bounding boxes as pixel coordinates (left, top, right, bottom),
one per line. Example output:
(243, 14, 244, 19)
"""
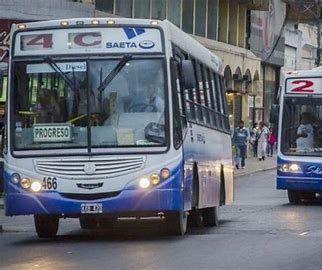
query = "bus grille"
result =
(34, 157, 145, 179)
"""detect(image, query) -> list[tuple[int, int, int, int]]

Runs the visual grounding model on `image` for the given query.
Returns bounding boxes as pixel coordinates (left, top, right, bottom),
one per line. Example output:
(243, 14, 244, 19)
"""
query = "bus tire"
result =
(288, 190, 300, 204)
(165, 211, 187, 235)
(187, 209, 203, 228)
(301, 191, 316, 202)
(98, 217, 117, 230)
(34, 215, 59, 238)
(202, 206, 219, 227)
(79, 217, 97, 229)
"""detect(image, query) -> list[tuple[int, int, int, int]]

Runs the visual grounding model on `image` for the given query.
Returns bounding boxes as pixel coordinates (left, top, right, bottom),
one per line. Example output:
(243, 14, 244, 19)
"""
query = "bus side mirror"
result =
(270, 104, 279, 124)
(181, 60, 196, 90)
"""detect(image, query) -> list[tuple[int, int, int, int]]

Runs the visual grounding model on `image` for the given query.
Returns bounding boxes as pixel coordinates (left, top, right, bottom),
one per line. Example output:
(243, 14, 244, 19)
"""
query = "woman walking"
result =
(257, 122, 269, 161)
(267, 128, 277, 157)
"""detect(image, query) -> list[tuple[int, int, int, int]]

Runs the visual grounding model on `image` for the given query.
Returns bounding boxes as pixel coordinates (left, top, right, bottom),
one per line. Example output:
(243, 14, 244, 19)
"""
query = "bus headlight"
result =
(11, 173, 21, 184)
(20, 177, 31, 189)
(139, 178, 150, 189)
(289, 164, 301, 172)
(31, 181, 42, 192)
(279, 164, 302, 173)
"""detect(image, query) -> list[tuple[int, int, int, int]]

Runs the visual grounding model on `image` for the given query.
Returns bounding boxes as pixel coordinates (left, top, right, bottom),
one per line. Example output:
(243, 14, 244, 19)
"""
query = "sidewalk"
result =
(234, 156, 276, 177)
(0, 158, 276, 210)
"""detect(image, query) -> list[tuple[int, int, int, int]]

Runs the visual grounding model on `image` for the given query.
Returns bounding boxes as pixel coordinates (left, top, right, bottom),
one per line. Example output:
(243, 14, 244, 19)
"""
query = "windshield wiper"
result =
(97, 54, 132, 92)
(44, 56, 76, 90)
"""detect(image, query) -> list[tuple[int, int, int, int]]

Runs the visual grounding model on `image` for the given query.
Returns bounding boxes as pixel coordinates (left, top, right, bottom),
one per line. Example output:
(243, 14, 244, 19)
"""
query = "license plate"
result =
(81, 203, 103, 214)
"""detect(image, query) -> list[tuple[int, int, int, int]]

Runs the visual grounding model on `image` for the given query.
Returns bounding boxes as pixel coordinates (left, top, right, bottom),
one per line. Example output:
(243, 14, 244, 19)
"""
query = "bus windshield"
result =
(281, 96, 322, 156)
(13, 58, 166, 151)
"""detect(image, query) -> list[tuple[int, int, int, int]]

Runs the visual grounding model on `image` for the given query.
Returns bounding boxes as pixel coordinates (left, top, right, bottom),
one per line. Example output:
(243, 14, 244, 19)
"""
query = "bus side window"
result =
(171, 59, 184, 148)
(192, 60, 204, 124)
(209, 72, 221, 129)
(200, 64, 211, 126)
(213, 73, 225, 130)
(205, 67, 217, 128)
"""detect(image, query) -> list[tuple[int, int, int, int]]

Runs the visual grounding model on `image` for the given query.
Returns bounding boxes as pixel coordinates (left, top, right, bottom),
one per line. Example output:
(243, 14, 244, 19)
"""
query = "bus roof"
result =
(283, 69, 322, 78)
(11, 18, 222, 74)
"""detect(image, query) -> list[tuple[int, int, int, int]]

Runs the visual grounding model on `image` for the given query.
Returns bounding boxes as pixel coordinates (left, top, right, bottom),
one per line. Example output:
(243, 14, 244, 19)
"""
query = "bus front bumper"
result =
(4, 188, 184, 216)
(277, 176, 322, 191)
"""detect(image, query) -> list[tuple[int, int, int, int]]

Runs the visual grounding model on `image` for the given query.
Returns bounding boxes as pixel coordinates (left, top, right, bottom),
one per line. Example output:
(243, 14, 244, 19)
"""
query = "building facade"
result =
(0, 0, 275, 128)
(94, 0, 267, 127)
(249, 0, 286, 125)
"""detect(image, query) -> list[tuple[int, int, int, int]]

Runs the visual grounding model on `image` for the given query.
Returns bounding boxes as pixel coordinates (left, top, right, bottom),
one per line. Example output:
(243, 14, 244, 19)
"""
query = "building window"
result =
(182, 0, 194, 34)
(95, 0, 114, 13)
(167, 0, 181, 27)
(151, 0, 166, 20)
(195, 0, 206, 37)
(115, 0, 133, 17)
(134, 0, 150, 18)
(207, 0, 218, 40)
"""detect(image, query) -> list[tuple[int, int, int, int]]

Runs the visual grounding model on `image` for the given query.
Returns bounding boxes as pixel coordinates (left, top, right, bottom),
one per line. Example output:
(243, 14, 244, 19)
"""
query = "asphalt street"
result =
(1, 169, 322, 270)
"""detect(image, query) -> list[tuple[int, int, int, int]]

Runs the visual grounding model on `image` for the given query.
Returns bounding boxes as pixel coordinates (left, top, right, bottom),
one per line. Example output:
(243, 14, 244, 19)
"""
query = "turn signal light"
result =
(21, 178, 31, 189)
(150, 174, 160, 185)
(160, 168, 170, 179)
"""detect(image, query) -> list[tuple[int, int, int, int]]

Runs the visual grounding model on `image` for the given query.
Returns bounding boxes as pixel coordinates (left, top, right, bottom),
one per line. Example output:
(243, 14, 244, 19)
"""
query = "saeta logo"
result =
(139, 40, 155, 49)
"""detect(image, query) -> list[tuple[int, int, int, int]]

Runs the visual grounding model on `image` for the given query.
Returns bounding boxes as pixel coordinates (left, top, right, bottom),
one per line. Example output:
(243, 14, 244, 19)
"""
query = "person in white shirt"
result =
(257, 121, 269, 160)
(296, 112, 314, 152)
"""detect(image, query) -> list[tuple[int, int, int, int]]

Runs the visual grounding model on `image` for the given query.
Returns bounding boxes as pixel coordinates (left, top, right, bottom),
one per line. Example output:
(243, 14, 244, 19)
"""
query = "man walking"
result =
(232, 120, 249, 169)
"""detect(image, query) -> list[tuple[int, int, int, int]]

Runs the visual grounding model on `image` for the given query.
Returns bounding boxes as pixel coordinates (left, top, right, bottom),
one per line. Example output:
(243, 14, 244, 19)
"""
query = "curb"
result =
(235, 166, 276, 178)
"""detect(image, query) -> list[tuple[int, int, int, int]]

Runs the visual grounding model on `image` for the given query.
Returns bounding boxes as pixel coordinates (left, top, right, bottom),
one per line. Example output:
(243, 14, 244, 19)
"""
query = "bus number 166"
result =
(42, 177, 57, 190)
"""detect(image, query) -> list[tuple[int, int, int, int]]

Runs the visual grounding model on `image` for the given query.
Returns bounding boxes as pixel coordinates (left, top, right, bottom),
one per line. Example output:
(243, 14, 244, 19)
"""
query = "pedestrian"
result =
(232, 120, 249, 169)
(257, 121, 269, 161)
(267, 127, 277, 157)
(249, 122, 258, 157)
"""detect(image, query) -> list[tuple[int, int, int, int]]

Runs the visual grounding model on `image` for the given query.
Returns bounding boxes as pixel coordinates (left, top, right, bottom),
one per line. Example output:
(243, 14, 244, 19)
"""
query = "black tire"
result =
(165, 211, 187, 235)
(79, 217, 98, 229)
(301, 191, 316, 202)
(187, 209, 203, 228)
(34, 215, 59, 238)
(202, 206, 219, 227)
(288, 190, 301, 204)
(98, 217, 117, 230)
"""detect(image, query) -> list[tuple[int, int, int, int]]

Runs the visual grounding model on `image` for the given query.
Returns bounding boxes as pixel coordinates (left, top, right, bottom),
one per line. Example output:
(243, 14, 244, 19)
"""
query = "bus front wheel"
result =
(79, 217, 98, 229)
(288, 190, 301, 204)
(34, 215, 59, 238)
(165, 211, 187, 235)
(202, 206, 219, 227)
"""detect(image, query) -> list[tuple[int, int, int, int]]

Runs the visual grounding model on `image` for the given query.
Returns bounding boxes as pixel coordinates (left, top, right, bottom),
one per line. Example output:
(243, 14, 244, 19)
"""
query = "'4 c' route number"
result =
(42, 177, 57, 190)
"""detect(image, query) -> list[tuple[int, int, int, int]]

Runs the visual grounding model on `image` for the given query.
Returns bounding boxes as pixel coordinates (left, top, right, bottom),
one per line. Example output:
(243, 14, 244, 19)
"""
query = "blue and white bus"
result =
(276, 69, 322, 203)
(3, 18, 233, 237)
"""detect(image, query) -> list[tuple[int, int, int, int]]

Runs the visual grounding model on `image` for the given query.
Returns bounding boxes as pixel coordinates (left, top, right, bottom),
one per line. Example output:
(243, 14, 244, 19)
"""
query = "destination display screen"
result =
(14, 27, 163, 56)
